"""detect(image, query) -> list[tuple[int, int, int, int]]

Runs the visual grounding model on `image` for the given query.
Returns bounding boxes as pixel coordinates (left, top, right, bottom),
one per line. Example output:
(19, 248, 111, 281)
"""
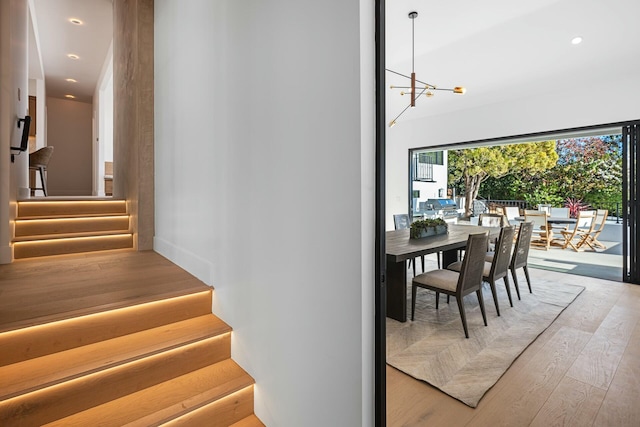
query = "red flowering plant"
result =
(564, 198, 590, 218)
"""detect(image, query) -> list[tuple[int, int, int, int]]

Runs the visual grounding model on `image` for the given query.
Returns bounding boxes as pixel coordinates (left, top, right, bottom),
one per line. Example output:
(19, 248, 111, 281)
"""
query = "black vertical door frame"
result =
(622, 123, 640, 284)
(374, 0, 386, 425)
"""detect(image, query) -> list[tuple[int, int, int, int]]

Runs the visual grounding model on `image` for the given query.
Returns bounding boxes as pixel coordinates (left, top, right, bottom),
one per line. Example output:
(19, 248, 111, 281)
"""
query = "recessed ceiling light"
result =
(69, 18, 83, 25)
(571, 36, 583, 45)
(67, 53, 80, 60)
(65, 78, 77, 83)
(65, 94, 76, 99)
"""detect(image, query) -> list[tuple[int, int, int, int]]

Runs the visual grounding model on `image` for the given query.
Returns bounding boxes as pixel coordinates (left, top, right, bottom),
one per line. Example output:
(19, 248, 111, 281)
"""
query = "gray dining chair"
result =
(485, 221, 534, 298)
(449, 226, 515, 316)
(411, 232, 489, 338)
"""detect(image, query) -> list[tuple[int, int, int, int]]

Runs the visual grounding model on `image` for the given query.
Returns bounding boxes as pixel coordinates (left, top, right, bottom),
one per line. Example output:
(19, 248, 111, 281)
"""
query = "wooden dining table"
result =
(385, 224, 500, 322)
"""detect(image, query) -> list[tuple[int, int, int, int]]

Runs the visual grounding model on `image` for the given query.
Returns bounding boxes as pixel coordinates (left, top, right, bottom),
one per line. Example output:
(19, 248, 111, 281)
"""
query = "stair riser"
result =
(17, 201, 127, 218)
(15, 216, 130, 238)
(0, 290, 213, 366)
(158, 386, 255, 427)
(14, 234, 134, 259)
(0, 336, 232, 426)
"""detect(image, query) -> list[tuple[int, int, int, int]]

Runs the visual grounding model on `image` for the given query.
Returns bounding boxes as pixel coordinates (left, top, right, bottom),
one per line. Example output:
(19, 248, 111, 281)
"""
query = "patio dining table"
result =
(514, 216, 577, 224)
(385, 224, 500, 322)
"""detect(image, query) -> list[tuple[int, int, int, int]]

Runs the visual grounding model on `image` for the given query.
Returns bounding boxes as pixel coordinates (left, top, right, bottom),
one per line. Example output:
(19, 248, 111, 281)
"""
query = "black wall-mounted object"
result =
(11, 116, 32, 152)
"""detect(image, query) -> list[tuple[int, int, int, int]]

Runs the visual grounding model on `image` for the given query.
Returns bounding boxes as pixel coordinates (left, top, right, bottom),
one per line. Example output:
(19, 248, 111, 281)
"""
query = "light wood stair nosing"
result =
(13, 230, 133, 242)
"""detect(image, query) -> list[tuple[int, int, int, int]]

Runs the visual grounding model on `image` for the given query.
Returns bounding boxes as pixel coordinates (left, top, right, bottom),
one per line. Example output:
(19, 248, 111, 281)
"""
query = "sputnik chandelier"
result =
(387, 11, 466, 127)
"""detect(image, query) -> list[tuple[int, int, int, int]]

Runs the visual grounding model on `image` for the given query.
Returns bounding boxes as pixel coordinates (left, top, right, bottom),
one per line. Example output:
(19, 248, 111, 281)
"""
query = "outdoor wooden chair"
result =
(577, 209, 608, 250)
(478, 213, 509, 228)
(504, 206, 521, 225)
(560, 210, 595, 251)
(549, 207, 571, 231)
(525, 212, 552, 250)
(411, 232, 489, 338)
(450, 226, 515, 316)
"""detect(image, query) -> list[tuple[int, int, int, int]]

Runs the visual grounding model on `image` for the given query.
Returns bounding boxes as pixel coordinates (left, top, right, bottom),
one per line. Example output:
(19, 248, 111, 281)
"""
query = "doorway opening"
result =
(407, 125, 627, 283)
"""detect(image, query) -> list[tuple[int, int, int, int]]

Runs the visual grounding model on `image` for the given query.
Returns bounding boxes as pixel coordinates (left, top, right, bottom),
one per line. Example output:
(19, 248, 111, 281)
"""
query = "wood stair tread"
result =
(0, 314, 231, 400)
(0, 285, 212, 336)
(42, 360, 254, 427)
(230, 414, 267, 427)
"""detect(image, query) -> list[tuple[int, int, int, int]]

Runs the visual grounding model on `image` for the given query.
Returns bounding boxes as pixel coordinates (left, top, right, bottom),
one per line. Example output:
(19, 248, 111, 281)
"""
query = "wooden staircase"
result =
(13, 199, 134, 259)
(0, 255, 264, 426)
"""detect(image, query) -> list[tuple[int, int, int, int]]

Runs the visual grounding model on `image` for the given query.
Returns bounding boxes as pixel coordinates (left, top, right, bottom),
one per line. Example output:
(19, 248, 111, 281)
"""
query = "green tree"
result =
(448, 141, 558, 216)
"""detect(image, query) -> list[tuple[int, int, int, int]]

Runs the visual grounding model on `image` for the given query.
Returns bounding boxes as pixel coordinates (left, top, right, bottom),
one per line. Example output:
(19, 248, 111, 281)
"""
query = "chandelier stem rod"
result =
(412, 16, 415, 73)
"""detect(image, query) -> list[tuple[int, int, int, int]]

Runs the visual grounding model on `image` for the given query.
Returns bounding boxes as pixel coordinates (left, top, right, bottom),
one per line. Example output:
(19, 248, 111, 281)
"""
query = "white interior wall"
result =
(94, 42, 113, 196)
(154, 1, 374, 426)
(0, 0, 29, 262)
(386, 72, 640, 230)
(34, 78, 45, 149)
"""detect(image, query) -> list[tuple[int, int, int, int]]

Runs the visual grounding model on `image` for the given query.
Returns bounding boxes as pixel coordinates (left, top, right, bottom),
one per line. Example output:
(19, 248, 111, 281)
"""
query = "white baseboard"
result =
(153, 236, 213, 287)
(0, 244, 13, 264)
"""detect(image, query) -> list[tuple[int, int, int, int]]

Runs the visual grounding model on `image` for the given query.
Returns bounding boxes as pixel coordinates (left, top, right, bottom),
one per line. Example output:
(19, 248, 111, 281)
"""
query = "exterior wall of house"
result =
(154, 0, 374, 426)
(386, 73, 640, 230)
(0, 0, 29, 263)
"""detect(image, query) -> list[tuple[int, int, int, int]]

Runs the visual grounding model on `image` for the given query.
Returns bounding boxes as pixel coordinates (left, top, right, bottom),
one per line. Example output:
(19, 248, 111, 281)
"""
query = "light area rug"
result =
(386, 276, 584, 408)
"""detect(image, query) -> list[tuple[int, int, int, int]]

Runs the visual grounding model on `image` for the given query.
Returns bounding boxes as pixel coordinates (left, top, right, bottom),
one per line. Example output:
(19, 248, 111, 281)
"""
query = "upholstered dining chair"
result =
(29, 146, 54, 197)
(508, 221, 534, 297)
(450, 226, 515, 316)
(411, 232, 489, 338)
(393, 214, 424, 276)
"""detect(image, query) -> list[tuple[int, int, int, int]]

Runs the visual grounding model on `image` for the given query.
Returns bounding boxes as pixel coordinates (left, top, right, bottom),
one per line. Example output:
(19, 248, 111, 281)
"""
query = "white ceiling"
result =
(29, 0, 113, 104)
(27, 0, 640, 116)
(386, 0, 640, 123)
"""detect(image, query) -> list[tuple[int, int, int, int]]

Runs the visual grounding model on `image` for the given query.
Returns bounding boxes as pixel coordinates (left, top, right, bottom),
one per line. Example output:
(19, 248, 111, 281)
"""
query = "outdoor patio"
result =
(526, 220, 623, 282)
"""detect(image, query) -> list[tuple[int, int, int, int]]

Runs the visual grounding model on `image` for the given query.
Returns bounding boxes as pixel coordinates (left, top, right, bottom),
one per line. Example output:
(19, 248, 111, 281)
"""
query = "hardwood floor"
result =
(0, 250, 210, 332)
(387, 267, 640, 426)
